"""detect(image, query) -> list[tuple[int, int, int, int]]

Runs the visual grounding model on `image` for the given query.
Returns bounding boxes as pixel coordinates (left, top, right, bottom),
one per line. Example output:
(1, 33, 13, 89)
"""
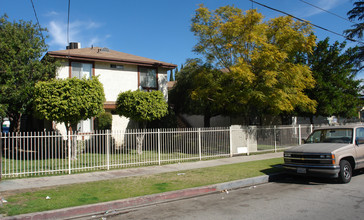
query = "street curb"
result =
(215, 172, 284, 192)
(3, 173, 285, 220)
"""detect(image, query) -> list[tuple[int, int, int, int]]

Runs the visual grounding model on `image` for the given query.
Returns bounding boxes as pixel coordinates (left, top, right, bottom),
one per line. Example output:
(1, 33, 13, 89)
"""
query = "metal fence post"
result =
(0, 132, 2, 181)
(274, 126, 277, 153)
(107, 130, 110, 170)
(310, 124, 313, 134)
(68, 131, 71, 175)
(298, 125, 302, 145)
(247, 127, 250, 156)
(229, 126, 233, 157)
(198, 128, 202, 160)
(158, 129, 161, 165)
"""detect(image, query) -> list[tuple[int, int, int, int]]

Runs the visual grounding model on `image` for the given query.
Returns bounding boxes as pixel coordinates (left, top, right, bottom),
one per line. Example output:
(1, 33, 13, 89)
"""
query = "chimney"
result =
(66, 42, 81, 50)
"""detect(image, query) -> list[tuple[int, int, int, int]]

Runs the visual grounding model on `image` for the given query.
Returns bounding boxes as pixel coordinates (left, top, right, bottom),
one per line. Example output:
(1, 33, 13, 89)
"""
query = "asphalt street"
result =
(106, 172, 364, 220)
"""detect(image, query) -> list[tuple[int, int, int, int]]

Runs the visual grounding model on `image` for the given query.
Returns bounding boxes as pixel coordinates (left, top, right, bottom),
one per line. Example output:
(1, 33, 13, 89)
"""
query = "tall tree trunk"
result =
(259, 115, 263, 126)
(137, 121, 147, 155)
(9, 113, 21, 133)
(65, 122, 79, 160)
(204, 114, 211, 127)
(310, 115, 314, 125)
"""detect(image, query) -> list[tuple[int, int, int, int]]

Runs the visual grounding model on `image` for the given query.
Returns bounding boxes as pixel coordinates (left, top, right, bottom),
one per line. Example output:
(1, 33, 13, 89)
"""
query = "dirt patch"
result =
(0, 185, 57, 198)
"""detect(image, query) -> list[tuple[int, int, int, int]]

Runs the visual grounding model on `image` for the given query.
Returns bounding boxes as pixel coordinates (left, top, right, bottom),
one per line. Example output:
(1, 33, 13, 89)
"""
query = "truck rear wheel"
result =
(339, 160, 352, 183)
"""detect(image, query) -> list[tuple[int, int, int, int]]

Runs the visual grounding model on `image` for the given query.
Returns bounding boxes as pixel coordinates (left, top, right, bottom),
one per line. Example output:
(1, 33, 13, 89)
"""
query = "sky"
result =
(0, 0, 361, 79)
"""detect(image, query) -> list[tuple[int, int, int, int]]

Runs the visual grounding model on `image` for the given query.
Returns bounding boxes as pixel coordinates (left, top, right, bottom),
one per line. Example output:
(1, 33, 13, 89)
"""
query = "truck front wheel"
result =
(339, 160, 352, 183)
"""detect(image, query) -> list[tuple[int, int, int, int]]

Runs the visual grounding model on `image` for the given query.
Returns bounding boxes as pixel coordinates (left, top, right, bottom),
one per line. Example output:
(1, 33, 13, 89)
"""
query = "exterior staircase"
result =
(176, 115, 191, 128)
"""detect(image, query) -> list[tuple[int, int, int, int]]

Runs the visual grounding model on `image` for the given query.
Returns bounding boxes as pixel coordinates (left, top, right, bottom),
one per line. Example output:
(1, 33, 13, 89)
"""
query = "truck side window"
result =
(307, 130, 322, 143)
(356, 128, 364, 145)
(357, 128, 364, 138)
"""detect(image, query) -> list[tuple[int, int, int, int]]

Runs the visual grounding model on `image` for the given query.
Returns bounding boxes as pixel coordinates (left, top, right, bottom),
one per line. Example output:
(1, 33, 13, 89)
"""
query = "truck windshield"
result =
(306, 129, 353, 144)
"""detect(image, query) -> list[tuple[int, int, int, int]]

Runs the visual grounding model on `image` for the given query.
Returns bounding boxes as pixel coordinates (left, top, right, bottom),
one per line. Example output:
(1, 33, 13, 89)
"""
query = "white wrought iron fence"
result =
(255, 125, 313, 152)
(0, 125, 310, 178)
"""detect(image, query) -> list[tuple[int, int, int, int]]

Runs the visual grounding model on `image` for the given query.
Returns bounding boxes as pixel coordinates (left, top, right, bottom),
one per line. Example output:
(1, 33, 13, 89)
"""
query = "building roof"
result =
(47, 47, 177, 69)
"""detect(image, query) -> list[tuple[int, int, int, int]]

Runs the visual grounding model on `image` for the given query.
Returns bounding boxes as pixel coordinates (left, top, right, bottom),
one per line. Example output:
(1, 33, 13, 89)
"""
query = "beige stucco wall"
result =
(56, 60, 70, 79)
(53, 60, 169, 134)
(57, 61, 168, 102)
(158, 68, 168, 100)
(96, 62, 138, 102)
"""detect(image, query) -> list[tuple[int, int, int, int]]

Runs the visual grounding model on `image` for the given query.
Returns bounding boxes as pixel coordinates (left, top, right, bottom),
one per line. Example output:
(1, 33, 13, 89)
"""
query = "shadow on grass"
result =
(260, 164, 284, 175)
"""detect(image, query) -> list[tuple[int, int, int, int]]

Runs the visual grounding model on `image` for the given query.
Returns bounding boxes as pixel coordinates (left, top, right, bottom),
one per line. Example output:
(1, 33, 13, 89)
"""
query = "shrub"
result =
(96, 112, 112, 130)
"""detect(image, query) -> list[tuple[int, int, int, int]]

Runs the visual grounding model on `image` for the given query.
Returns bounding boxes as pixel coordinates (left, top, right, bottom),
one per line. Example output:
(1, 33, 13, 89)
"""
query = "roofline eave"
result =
(47, 52, 177, 70)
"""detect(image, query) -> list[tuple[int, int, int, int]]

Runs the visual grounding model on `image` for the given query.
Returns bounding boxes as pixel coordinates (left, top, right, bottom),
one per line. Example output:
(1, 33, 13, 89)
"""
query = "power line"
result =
(67, 0, 71, 46)
(67, 0, 70, 56)
(30, 0, 45, 41)
(298, 0, 356, 24)
(249, 0, 363, 44)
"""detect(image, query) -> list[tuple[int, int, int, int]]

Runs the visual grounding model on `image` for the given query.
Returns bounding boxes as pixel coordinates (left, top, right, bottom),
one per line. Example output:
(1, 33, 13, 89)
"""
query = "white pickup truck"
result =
(283, 125, 364, 183)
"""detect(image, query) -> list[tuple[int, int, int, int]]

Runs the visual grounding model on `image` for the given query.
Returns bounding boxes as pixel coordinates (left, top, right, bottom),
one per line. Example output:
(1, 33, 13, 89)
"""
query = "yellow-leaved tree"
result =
(191, 5, 317, 123)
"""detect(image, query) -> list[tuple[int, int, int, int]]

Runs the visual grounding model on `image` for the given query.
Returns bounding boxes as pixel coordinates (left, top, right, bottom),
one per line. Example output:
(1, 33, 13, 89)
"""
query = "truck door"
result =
(355, 127, 364, 168)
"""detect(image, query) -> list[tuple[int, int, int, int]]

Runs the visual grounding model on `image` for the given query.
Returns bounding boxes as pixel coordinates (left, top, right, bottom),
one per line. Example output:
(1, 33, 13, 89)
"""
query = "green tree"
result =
(169, 59, 225, 127)
(116, 90, 168, 126)
(116, 90, 168, 154)
(96, 112, 112, 130)
(190, 5, 317, 123)
(344, 0, 364, 66)
(34, 77, 105, 159)
(0, 15, 59, 132)
(298, 38, 362, 123)
(169, 70, 174, 81)
(0, 104, 7, 119)
(33, 77, 106, 132)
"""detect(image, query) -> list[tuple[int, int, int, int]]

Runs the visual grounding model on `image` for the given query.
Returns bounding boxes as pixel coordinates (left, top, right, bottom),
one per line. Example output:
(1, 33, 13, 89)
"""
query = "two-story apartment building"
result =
(46, 42, 176, 133)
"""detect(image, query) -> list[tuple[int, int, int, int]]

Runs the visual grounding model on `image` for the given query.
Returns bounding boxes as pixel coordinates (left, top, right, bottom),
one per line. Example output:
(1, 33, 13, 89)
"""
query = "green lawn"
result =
(1, 149, 230, 178)
(0, 157, 283, 216)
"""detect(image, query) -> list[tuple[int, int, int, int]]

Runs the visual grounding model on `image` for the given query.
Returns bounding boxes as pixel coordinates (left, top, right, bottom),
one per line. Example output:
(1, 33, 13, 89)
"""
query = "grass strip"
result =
(0, 157, 283, 216)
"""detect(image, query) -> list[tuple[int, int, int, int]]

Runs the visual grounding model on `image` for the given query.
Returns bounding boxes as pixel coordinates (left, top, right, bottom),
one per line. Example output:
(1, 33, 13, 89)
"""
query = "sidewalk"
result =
(0, 152, 284, 219)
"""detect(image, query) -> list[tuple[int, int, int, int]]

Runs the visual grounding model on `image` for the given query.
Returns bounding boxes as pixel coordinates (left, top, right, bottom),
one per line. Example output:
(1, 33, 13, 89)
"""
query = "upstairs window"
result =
(71, 62, 93, 79)
(110, 64, 124, 70)
(139, 67, 157, 90)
